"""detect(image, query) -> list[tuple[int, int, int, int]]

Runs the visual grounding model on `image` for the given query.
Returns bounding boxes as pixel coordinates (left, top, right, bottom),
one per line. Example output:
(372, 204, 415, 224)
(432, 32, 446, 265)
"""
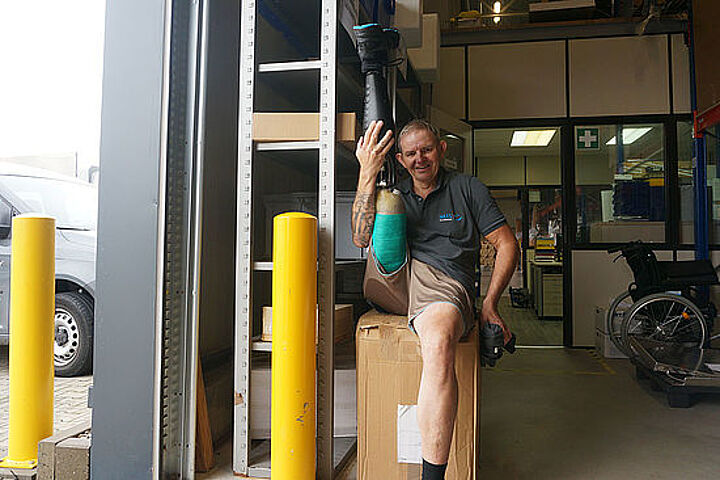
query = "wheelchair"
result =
(606, 241, 719, 372)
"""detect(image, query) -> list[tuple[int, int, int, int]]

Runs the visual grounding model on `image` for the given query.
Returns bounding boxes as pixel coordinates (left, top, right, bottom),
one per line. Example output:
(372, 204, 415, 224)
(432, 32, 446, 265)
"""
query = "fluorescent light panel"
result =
(511, 129, 556, 147)
(606, 127, 652, 145)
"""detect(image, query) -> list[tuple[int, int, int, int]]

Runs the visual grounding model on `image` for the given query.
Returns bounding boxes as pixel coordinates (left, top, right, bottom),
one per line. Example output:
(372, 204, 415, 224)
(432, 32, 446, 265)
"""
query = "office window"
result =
(575, 124, 665, 243)
(475, 127, 560, 186)
(679, 121, 720, 244)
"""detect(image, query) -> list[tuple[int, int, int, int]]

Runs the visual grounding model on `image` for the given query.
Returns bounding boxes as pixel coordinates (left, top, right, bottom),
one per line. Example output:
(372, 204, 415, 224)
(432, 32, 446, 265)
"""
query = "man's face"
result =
(395, 128, 447, 186)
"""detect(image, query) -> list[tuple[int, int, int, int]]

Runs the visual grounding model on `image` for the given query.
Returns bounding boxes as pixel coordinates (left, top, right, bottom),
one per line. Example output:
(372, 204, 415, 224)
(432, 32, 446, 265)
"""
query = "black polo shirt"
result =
(395, 168, 506, 297)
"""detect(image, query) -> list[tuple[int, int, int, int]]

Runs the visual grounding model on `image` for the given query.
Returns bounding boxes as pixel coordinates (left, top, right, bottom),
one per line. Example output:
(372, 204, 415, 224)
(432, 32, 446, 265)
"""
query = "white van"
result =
(0, 163, 96, 376)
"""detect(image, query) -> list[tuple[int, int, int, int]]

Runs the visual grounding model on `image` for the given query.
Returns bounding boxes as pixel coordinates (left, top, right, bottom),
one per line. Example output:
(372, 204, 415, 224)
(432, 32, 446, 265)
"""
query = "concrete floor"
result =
(339, 347, 720, 480)
(478, 348, 720, 479)
(202, 348, 720, 479)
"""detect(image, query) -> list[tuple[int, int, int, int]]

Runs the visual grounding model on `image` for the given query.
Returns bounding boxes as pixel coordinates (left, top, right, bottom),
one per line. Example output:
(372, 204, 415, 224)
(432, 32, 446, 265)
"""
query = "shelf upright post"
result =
(688, 0, 709, 262)
(318, 0, 339, 477)
(233, 0, 257, 475)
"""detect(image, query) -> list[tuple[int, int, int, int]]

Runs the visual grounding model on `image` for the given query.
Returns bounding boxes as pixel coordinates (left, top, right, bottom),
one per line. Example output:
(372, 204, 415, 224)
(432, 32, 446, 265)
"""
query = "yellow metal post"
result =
(0, 215, 55, 469)
(271, 212, 316, 479)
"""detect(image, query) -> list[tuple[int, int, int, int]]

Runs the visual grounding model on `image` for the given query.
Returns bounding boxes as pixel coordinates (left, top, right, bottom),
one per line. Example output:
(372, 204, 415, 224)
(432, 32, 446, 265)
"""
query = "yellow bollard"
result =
(271, 212, 316, 479)
(0, 215, 55, 469)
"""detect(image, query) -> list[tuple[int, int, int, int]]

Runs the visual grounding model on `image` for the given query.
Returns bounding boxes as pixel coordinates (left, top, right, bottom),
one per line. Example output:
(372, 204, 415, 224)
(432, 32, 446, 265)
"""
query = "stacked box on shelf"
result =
(593, 305, 628, 359)
(613, 180, 649, 218)
(648, 179, 665, 221)
(534, 237, 556, 262)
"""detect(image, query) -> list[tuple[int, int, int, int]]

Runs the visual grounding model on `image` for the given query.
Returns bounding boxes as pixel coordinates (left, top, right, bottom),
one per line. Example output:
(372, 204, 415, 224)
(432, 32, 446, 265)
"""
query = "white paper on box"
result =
(397, 404, 423, 464)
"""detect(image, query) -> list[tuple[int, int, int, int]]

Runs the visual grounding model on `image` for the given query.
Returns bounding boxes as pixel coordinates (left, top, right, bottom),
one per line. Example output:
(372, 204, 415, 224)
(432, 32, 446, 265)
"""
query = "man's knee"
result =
(415, 305, 462, 374)
(421, 333, 456, 371)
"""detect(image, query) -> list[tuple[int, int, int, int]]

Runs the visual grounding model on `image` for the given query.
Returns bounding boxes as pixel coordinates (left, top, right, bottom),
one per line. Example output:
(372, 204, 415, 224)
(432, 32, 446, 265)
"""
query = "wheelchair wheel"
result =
(606, 290, 634, 354)
(620, 293, 707, 366)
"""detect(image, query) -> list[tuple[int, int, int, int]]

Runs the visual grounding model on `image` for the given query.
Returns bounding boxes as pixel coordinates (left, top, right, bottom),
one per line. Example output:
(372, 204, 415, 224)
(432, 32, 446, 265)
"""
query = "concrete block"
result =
(54, 438, 89, 480)
(37, 420, 90, 480)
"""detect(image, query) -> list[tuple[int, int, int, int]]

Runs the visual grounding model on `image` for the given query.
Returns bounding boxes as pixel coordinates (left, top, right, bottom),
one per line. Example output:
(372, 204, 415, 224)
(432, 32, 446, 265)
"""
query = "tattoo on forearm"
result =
(351, 193, 375, 247)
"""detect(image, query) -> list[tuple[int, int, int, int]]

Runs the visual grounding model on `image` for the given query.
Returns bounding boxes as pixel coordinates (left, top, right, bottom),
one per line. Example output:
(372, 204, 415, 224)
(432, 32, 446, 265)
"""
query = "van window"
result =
(0, 176, 97, 231)
(0, 200, 11, 228)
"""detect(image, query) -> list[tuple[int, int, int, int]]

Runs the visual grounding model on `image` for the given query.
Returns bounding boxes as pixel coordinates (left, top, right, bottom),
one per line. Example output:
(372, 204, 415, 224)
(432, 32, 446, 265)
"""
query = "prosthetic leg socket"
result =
(372, 188, 406, 274)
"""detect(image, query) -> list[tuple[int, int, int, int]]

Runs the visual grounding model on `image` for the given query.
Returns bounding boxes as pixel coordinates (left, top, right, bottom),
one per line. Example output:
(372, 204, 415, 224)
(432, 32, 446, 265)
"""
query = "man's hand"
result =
(480, 301, 512, 345)
(481, 224, 519, 345)
(351, 121, 395, 248)
(355, 120, 395, 181)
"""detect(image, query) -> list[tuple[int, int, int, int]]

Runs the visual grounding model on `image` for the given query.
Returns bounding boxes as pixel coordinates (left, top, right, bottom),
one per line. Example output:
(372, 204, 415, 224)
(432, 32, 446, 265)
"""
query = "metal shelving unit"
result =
(233, 1, 356, 477)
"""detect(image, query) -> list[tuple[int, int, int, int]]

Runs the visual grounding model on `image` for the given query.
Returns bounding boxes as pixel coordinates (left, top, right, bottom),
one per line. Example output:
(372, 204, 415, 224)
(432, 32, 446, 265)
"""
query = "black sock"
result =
(422, 458, 447, 480)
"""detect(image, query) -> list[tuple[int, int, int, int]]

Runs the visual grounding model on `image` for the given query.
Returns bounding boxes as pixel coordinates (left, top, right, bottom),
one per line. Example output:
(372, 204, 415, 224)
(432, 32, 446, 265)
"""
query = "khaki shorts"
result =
(362, 247, 476, 338)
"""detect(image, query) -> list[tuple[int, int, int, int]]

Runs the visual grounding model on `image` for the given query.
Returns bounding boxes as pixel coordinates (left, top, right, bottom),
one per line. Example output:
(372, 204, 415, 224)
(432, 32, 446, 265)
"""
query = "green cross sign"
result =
(577, 128, 599, 150)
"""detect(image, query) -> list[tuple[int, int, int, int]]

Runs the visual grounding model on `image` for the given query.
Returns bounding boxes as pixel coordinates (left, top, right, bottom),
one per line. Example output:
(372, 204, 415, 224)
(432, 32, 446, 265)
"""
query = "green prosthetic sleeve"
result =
(372, 213, 406, 273)
(371, 189, 406, 274)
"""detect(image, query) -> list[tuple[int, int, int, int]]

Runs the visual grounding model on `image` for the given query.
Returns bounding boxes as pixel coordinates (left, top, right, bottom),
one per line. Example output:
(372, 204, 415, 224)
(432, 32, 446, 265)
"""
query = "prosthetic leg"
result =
(354, 24, 406, 274)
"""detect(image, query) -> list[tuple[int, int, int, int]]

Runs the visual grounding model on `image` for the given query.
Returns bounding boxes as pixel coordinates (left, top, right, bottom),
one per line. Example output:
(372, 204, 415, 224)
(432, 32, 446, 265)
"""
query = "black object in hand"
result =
(480, 322, 517, 367)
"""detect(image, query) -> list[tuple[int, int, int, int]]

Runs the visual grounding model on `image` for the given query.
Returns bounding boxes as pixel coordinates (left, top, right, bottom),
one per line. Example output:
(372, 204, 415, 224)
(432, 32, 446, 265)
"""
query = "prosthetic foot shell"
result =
(480, 322, 517, 367)
(354, 23, 400, 157)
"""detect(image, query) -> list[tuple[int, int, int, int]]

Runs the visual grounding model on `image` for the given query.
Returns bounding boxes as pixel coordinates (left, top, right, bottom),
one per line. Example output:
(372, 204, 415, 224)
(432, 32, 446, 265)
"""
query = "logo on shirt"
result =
(439, 213, 463, 222)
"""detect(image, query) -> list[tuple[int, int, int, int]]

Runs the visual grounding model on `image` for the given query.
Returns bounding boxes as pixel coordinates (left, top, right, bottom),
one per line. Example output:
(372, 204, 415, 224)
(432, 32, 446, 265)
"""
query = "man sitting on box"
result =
(352, 118, 519, 478)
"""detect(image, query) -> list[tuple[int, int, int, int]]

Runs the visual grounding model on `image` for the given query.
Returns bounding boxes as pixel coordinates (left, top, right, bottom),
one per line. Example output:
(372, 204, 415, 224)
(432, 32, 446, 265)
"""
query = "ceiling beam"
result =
(441, 17, 687, 46)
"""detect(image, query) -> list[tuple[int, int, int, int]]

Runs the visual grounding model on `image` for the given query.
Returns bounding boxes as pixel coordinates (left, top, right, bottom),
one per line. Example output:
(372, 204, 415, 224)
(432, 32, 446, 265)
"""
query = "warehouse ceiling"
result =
(431, 0, 689, 45)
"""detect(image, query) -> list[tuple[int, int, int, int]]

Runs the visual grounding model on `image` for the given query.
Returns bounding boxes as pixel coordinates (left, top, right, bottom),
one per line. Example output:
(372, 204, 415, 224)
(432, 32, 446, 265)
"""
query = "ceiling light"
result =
(493, 16, 501, 23)
(493, 1, 502, 13)
(511, 130, 556, 147)
(606, 127, 652, 145)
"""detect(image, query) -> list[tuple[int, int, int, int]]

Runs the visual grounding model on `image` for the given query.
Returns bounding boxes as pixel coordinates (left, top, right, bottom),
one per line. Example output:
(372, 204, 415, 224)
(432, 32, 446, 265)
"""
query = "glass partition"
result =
(678, 121, 720, 244)
(574, 123, 665, 243)
(475, 127, 560, 186)
(474, 125, 564, 346)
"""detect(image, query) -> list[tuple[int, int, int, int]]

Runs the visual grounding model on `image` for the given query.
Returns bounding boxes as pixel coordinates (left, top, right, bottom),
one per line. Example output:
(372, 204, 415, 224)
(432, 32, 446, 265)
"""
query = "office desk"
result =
(529, 259, 563, 318)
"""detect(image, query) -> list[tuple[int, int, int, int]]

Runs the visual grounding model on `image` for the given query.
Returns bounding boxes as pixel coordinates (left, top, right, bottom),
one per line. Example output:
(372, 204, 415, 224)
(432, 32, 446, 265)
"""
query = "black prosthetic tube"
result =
(354, 23, 400, 186)
(363, 71, 396, 146)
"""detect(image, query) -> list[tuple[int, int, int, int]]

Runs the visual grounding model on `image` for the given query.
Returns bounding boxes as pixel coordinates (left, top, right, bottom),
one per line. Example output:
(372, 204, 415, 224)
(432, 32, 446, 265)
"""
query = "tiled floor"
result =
(496, 297, 563, 346)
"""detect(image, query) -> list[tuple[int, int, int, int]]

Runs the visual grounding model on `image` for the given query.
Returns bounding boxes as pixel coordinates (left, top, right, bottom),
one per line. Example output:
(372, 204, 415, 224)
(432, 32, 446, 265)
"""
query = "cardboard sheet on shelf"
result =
(252, 112, 359, 144)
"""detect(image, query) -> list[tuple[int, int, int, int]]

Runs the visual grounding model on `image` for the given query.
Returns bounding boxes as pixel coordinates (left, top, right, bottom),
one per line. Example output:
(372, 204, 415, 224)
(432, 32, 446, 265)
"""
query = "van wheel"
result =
(54, 292, 93, 377)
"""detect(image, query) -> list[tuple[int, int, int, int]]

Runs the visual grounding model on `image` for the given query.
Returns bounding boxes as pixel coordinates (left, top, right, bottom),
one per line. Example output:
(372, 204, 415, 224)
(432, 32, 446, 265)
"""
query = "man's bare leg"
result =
(413, 303, 464, 476)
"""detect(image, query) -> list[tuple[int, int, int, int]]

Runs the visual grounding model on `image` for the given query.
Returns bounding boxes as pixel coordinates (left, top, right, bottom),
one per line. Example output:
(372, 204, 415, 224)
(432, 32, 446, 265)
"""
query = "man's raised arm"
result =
(351, 120, 395, 248)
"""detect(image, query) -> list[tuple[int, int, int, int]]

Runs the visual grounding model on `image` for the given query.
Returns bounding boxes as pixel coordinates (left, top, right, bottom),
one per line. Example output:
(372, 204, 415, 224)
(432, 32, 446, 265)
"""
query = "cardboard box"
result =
(594, 306, 627, 359)
(356, 311, 481, 480)
(261, 303, 354, 344)
(252, 112, 360, 143)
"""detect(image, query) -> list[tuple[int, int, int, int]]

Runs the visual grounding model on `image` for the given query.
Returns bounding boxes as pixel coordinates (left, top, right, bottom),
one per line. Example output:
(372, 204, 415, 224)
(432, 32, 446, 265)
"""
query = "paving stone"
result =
(0, 347, 92, 460)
